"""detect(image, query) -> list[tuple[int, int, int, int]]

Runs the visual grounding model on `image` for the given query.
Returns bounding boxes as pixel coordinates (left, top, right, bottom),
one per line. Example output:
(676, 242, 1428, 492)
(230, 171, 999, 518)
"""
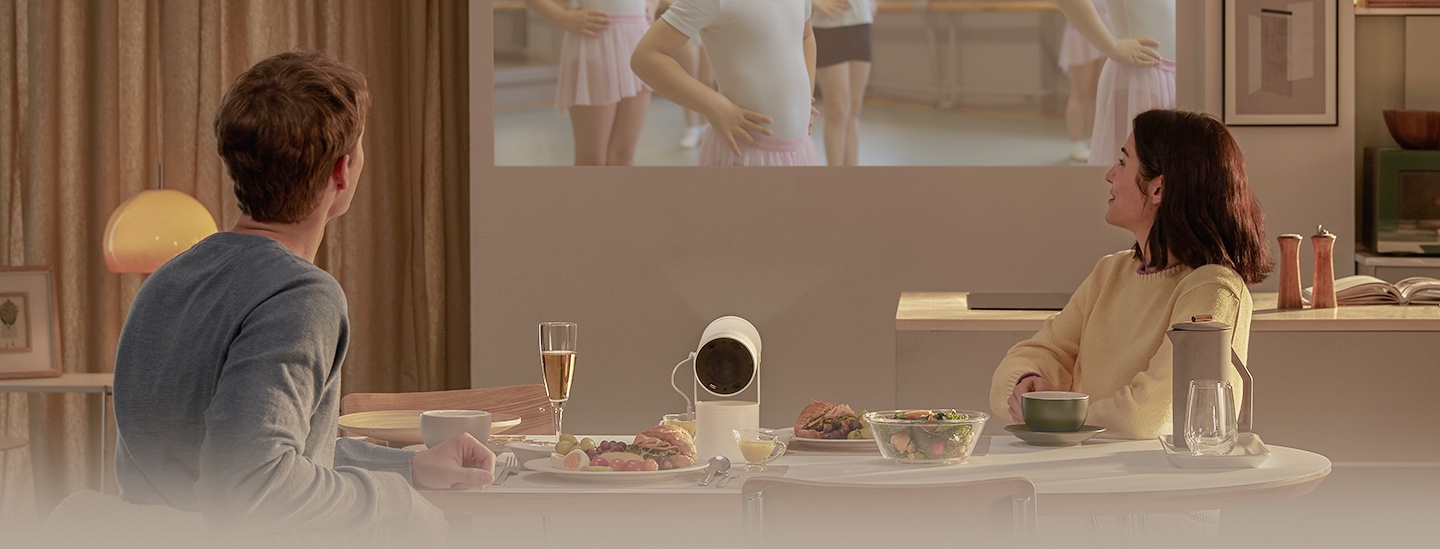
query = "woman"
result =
(988, 109, 1273, 440)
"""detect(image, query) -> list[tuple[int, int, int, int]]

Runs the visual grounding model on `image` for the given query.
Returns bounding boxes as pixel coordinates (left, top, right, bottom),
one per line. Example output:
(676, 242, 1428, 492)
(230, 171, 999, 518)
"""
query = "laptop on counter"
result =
(966, 292, 1072, 311)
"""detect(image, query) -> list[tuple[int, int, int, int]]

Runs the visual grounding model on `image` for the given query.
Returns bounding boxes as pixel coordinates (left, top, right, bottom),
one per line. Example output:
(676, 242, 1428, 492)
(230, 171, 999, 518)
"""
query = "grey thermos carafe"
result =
(1167, 318, 1254, 450)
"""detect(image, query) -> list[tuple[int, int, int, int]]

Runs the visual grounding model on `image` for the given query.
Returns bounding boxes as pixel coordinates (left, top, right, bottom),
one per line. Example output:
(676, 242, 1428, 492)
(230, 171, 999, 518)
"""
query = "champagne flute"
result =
(538, 322, 577, 438)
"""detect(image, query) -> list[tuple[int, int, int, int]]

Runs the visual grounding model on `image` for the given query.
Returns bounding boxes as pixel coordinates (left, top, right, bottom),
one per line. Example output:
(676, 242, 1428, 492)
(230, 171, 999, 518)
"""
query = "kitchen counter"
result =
(894, 291, 1440, 463)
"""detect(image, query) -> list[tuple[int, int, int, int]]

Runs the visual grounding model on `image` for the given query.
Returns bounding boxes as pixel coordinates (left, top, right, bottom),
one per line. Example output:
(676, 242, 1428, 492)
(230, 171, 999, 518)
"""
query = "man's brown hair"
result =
(1132, 109, 1274, 285)
(215, 51, 370, 223)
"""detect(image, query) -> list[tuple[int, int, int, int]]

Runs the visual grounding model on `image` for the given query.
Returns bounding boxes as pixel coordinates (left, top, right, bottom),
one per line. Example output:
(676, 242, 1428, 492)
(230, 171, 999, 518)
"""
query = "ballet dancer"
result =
(1055, 0, 1175, 167)
(525, 0, 656, 165)
(1057, 0, 1110, 163)
(812, 0, 877, 166)
(632, 0, 819, 166)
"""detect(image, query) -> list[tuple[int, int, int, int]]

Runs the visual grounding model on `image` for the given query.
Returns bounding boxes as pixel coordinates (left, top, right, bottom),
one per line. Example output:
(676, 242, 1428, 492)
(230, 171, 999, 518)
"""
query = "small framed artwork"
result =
(1223, 0, 1338, 126)
(0, 267, 62, 379)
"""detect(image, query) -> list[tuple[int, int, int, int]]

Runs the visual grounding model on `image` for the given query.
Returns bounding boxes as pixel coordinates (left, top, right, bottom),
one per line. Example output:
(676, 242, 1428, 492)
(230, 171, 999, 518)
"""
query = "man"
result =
(112, 51, 491, 541)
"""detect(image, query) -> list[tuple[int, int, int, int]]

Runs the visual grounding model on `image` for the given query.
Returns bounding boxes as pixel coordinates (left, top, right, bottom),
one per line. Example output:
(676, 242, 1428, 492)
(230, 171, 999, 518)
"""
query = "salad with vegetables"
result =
(863, 409, 986, 463)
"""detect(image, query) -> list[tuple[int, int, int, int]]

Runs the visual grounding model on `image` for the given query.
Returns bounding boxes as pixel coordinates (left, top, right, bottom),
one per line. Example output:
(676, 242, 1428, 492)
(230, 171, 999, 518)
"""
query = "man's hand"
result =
(411, 433, 496, 489)
(1007, 374, 1052, 423)
(561, 9, 610, 36)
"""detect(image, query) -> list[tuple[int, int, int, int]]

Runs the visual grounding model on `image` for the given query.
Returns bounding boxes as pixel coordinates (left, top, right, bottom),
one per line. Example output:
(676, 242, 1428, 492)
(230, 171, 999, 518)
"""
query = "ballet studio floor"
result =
(493, 96, 1083, 167)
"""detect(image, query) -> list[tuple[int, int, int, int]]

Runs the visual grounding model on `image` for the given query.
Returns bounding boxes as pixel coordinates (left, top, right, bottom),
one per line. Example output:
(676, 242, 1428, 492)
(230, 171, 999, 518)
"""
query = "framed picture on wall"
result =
(0, 267, 62, 379)
(1223, 0, 1338, 126)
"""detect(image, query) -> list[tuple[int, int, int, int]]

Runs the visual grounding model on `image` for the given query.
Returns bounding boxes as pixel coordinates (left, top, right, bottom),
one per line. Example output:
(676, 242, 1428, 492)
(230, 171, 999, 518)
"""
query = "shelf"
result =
(1356, 7, 1440, 15)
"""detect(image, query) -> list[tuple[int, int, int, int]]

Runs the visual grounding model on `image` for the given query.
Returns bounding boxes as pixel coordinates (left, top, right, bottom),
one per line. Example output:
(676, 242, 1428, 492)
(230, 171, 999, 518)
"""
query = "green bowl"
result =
(1021, 391, 1089, 432)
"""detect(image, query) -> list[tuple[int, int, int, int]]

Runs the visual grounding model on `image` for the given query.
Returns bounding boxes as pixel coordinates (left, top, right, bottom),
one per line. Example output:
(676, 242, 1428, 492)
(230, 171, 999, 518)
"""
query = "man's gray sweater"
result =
(114, 232, 416, 533)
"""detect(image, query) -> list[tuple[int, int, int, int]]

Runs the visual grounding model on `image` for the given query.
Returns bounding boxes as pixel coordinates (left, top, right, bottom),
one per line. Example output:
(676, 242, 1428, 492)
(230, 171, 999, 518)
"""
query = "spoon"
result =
(698, 455, 730, 486)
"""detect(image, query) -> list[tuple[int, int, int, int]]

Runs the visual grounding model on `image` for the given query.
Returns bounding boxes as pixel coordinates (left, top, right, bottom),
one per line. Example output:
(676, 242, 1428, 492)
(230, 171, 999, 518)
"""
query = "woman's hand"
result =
(813, 0, 851, 17)
(703, 99, 773, 156)
(1007, 374, 1052, 423)
(560, 9, 610, 36)
(411, 433, 496, 489)
(1108, 37, 1161, 66)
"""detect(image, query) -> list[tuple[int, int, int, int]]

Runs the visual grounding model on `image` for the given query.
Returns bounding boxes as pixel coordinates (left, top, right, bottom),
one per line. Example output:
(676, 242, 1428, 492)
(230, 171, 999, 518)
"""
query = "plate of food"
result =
(521, 425, 704, 481)
(337, 410, 521, 446)
(523, 458, 707, 481)
(784, 400, 879, 451)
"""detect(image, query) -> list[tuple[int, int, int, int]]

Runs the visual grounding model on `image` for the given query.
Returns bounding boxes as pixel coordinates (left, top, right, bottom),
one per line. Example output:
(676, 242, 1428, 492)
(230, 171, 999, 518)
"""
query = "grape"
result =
(613, 442, 627, 452)
(641, 458, 659, 471)
(598, 441, 611, 453)
(555, 440, 576, 455)
(559, 433, 577, 444)
(579, 438, 596, 451)
(590, 457, 608, 467)
(584, 448, 598, 459)
(622, 460, 644, 472)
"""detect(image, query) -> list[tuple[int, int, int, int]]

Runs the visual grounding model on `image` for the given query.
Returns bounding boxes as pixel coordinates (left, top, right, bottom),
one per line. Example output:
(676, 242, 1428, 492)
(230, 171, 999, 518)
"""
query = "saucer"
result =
(1004, 424, 1105, 446)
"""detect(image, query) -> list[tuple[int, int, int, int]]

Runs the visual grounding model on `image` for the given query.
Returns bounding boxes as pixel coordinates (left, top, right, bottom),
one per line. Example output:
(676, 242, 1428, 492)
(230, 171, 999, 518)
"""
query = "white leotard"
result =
(575, 0, 647, 16)
(662, 0, 814, 141)
(1105, 0, 1175, 61)
(813, 0, 873, 29)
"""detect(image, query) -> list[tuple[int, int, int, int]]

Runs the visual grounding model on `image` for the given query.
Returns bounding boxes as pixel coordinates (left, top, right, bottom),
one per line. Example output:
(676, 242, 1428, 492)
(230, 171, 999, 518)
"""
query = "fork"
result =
(492, 453, 518, 486)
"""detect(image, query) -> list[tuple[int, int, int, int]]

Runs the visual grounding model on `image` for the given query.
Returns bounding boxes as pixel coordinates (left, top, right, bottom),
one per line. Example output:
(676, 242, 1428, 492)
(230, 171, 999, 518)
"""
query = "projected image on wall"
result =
(492, 1, 1177, 167)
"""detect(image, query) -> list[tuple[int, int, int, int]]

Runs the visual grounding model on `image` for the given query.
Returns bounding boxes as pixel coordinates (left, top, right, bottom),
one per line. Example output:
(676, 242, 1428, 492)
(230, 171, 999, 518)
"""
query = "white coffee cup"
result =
(420, 410, 492, 448)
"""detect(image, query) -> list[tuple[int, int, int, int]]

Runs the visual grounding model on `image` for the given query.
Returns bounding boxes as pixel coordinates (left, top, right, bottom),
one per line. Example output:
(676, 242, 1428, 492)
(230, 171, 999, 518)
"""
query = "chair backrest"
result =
(340, 384, 554, 436)
(741, 476, 1036, 549)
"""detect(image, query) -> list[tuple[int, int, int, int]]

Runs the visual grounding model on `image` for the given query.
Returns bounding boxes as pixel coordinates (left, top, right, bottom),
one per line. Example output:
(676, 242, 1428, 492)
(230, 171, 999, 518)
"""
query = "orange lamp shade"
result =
(104, 189, 218, 273)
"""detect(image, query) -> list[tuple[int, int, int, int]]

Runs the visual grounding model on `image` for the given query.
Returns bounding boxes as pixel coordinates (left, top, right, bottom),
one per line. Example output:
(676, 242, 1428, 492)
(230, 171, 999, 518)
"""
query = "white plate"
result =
(776, 427, 879, 451)
(1158, 432, 1270, 468)
(522, 457, 707, 481)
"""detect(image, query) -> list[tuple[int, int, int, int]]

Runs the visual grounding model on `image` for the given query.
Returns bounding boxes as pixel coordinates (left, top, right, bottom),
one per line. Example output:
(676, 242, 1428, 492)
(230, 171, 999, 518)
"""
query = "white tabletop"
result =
(0, 372, 114, 393)
(422, 435, 1331, 517)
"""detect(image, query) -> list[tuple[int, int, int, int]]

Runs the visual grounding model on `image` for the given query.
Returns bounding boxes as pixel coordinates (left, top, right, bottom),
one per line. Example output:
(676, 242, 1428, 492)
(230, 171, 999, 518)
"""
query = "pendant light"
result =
(103, 8, 216, 274)
(104, 168, 217, 273)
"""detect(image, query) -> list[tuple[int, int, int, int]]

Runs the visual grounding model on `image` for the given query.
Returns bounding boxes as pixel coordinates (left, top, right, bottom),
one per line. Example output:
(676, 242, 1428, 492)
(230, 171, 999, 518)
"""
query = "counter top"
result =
(897, 291, 1440, 332)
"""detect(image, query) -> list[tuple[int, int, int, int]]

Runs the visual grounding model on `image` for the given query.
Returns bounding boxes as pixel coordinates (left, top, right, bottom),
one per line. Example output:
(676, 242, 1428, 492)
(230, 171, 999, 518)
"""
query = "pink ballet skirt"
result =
(1088, 57, 1176, 167)
(555, 14, 650, 113)
(1057, 2, 1109, 73)
(697, 129, 819, 167)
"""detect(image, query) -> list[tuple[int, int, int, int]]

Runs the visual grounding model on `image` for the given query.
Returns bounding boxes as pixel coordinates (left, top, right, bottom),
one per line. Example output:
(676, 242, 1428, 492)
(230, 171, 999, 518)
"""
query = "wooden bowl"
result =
(1382, 110, 1440, 150)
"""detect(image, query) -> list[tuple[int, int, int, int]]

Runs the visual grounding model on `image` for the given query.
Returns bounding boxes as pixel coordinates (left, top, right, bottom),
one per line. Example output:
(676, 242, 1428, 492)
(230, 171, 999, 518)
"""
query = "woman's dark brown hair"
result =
(1132, 109, 1273, 284)
(214, 50, 370, 224)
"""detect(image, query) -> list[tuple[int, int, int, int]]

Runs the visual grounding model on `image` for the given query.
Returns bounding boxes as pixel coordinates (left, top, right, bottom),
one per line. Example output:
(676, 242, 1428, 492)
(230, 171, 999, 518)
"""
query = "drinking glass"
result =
(732, 428, 786, 472)
(538, 322, 577, 437)
(1185, 379, 1238, 456)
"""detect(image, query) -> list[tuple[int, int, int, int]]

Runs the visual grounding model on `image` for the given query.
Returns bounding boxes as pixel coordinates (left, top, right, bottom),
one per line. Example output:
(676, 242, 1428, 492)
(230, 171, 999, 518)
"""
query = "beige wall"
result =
(470, 2, 1357, 435)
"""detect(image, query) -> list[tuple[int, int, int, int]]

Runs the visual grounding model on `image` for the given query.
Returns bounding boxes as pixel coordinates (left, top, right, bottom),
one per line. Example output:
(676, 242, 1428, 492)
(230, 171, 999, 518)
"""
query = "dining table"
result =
(422, 433, 1331, 543)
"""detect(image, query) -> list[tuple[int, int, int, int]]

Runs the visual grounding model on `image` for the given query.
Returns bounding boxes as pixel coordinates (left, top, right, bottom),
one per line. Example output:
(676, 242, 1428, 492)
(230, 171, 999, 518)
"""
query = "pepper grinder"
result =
(1276, 234, 1304, 309)
(1310, 225, 1337, 309)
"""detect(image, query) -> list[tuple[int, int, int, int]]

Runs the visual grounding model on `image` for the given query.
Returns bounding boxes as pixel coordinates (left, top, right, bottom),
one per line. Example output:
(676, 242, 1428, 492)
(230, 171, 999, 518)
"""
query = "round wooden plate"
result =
(338, 410, 521, 446)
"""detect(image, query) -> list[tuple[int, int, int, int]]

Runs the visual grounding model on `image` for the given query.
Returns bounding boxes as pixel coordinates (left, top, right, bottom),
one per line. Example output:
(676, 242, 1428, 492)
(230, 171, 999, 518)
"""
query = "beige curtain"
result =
(0, 0, 469, 524)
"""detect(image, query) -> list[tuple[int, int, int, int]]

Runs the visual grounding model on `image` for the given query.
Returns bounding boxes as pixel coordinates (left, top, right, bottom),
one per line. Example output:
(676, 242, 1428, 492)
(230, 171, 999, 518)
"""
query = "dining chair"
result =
(741, 476, 1037, 549)
(340, 384, 554, 436)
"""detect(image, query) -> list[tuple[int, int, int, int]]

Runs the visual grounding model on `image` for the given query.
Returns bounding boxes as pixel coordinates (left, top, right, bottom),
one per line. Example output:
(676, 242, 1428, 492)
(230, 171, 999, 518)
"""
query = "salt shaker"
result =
(1310, 225, 1337, 309)
(1276, 234, 1304, 309)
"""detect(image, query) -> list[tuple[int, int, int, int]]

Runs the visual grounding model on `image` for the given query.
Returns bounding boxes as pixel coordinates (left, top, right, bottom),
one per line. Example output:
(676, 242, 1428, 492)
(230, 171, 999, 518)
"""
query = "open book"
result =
(1304, 275, 1440, 305)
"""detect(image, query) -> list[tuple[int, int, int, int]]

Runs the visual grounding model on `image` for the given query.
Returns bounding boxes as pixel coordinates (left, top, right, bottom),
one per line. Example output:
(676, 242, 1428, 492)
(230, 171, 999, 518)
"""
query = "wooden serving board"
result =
(338, 410, 521, 446)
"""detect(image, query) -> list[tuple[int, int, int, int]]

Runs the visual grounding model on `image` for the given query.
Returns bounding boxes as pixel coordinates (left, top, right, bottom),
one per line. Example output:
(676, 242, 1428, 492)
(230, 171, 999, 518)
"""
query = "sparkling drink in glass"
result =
(1185, 379, 1238, 456)
(538, 322, 577, 437)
